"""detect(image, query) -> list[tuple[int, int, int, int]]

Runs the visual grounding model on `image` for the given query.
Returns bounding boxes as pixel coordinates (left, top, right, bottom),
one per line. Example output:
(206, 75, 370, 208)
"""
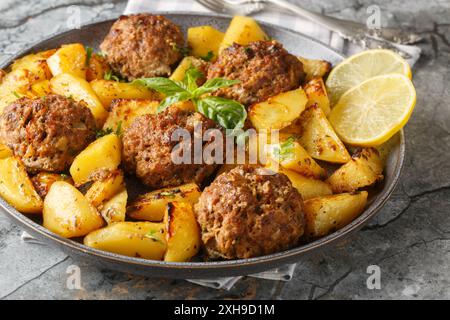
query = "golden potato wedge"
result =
(127, 183, 202, 222)
(164, 202, 201, 262)
(100, 188, 128, 224)
(103, 99, 158, 132)
(11, 50, 54, 82)
(326, 148, 384, 193)
(31, 80, 51, 97)
(267, 139, 326, 179)
(249, 88, 308, 131)
(31, 172, 73, 198)
(170, 56, 208, 82)
(304, 77, 331, 115)
(50, 73, 108, 126)
(298, 57, 332, 82)
(90, 79, 159, 108)
(0, 157, 43, 214)
(43, 181, 104, 238)
(70, 134, 122, 185)
(220, 16, 269, 52)
(86, 53, 110, 82)
(0, 143, 12, 159)
(0, 69, 37, 113)
(47, 43, 87, 78)
(0, 69, 6, 83)
(188, 26, 225, 60)
(304, 191, 368, 239)
(84, 222, 167, 260)
(298, 104, 351, 164)
(85, 169, 125, 208)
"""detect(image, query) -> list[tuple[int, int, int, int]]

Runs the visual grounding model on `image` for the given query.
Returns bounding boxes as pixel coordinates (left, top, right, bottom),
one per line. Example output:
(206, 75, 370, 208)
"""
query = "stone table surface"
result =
(0, 0, 449, 300)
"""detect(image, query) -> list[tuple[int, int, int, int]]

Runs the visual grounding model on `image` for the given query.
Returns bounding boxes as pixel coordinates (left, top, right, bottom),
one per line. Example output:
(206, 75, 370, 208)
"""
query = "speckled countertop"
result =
(0, 0, 449, 300)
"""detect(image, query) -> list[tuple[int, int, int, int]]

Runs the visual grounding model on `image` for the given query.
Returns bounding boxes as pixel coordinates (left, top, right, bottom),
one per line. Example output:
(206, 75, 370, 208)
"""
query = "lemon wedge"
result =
(328, 74, 416, 147)
(326, 49, 412, 105)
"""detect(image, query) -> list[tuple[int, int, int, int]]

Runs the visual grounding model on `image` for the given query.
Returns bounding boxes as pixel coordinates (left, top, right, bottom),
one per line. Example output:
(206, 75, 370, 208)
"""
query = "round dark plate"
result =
(0, 13, 405, 279)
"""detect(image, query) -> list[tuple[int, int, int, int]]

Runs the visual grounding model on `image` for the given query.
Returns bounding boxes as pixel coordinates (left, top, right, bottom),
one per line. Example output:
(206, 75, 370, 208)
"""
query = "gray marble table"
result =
(0, 0, 449, 300)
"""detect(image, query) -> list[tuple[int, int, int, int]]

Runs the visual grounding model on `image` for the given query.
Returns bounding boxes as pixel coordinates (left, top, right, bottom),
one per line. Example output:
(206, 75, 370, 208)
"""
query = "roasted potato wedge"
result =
(47, 43, 87, 79)
(249, 88, 308, 131)
(220, 16, 269, 52)
(11, 50, 54, 82)
(103, 99, 158, 132)
(43, 181, 104, 238)
(298, 57, 332, 82)
(99, 188, 128, 224)
(90, 79, 159, 108)
(86, 53, 111, 82)
(304, 77, 331, 115)
(127, 183, 202, 222)
(164, 202, 201, 262)
(0, 157, 43, 214)
(84, 222, 167, 260)
(304, 191, 368, 239)
(70, 134, 122, 185)
(188, 26, 225, 60)
(0, 69, 37, 113)
(298, 104, 351, 164)
(31, 172, 73, 198)
(170, 56, 208, 82)
(31, 80, 52, 97)
(50, 73, 108, 126)
(0, 143, 12, 159)
(85, 169, 125, 208)
(327, 148, 384, 193)
(267, 140, 326, 179)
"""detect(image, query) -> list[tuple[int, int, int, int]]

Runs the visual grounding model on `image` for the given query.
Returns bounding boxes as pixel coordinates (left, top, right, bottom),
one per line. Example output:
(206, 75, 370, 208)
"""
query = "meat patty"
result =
(122, 106, 222, 189)
(195, 165, 305, 259)
(207, 41, 305, 106)
(0, 95, 97, 173)
(100, 14, 185, 80)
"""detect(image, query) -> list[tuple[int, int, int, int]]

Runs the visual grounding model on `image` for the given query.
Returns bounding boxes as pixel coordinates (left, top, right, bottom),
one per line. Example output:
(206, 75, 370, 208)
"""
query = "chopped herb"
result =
(104, 70, 123, 82)
(272, 137, 296, 161)
(96, 127, 113, 138)
(115, 121, 123, 137)
(200, 51, 214, 62)
(12, 91, 21, 98)
(145, 230, 164, 244)
(172, 43, 189, 56)
(244, 47, 253, 55)
(86, 47, 93, 66)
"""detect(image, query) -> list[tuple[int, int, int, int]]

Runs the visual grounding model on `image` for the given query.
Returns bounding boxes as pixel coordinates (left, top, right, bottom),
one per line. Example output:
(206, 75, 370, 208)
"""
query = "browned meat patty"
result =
(207, 41, 305, 106)
(0, 95, 97, 173)
(100, 14, 185, 80)
(122, 106, 222, 189)
(195, 165, 305, 259)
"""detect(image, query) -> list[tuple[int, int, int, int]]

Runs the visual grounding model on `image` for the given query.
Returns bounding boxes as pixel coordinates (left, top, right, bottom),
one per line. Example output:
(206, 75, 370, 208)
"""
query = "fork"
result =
(196, 0, 422, 56)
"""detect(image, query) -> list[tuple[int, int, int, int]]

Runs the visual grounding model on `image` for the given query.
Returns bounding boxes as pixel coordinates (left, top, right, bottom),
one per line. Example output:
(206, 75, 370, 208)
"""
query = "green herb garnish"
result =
(272, 137, 296, 161)
(86, 47, 93, 66)
(104, 70, 123, 82)
(133, 67, 246, 135)
(12, 91, 21, 98)
(172, 44, 189, 56)
(95, 127, 113, 139)
(145, 230, 164, 244)
(200, 51, 214, 62)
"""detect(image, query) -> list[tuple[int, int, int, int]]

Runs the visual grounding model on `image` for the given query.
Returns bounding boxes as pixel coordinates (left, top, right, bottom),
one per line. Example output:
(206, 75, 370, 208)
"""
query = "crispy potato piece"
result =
(85, 169, 125, 208)
(11, 50, 54, 82)
(249, 88, 308, 131)
(100, 188, 128, 224)
(298, 57, 332, 82)
(304, 191, 368, 239)
(90, 79, 159, 108)
(0, 69, 6, 83)
(298, 104, 350, 164)
(84, 222, 167, 260)
(31, 172, 73, 198)
(170, 56, 207, 82)
(188, 26, 225, 60)
(50, 73, 108, 126)
(304, 77, 331, 115)
(127, 183, 202, 222)
(86, 53, 111, 82)
(0, 69, 37, 113)
(266, 162, 332, 200)
(0, 143, 12, 159)
(31, 80, 51, 97)
(267, 140, 326, 179)
(43, 181, 104, 238)
(220, 16, 269, 52)
(103, 99, 158, 132)
(327, 148, 384, 193)
(70, 134, 122, 185)
(0, 157, 43, 214)
(47, 43, 87, 79)
(164, 202, 201, 262)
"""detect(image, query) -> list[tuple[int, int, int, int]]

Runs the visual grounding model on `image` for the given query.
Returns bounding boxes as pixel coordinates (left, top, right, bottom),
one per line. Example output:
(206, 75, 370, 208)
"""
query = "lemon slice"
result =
(326, 49, 412, 105)
(328, 74, 416, 147)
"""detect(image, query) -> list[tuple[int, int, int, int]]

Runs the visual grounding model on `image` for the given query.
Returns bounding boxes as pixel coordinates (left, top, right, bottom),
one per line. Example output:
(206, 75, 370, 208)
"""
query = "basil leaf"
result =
(183, 67, 204, 92)
(134, 78, 189, 96)
(193, 78, 240, 97)
(157, 92, 192, 113)
(197, 96, 247, 130)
